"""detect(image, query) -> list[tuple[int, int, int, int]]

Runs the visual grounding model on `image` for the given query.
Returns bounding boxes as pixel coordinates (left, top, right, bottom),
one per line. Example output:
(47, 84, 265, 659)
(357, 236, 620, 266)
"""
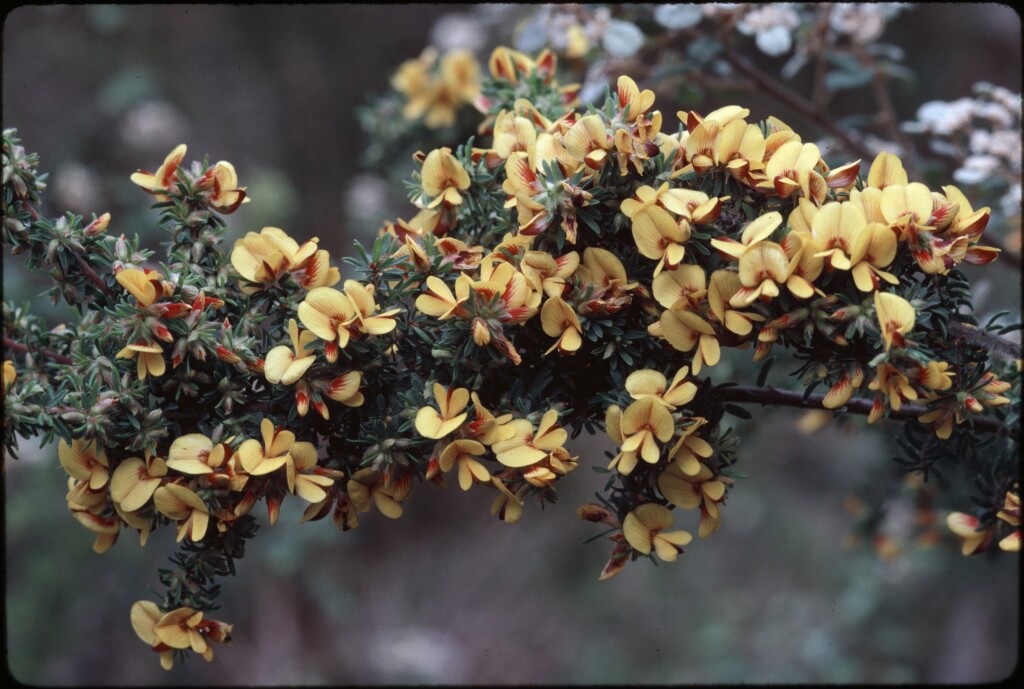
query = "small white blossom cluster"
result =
(904, 83, 1022, 218)
(735, 3, 803, 56)
(828, 3, 909, 44)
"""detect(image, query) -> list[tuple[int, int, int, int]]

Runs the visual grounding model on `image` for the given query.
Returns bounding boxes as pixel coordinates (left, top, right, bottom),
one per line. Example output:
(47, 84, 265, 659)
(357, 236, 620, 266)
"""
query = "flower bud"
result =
(83, 212, 111, 236)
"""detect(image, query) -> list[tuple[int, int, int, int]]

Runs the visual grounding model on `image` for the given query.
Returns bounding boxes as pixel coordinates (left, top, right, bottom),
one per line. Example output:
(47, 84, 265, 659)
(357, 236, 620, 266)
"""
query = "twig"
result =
(948, 320, 1022, 360)
(721, 384, 1012, 436)
(74, 253, 114, 297)
(4, 336, 73, 365)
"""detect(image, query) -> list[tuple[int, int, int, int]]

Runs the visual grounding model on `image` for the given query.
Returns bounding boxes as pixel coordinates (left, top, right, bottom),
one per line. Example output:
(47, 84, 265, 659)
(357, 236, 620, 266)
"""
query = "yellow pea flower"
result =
(605, 404, 639, 475)
(130, 144, 187, 202)
(492, 409, 567, 468)
(153, 483, 210, 542)
(344, 280, 402, 336)
(3, 359, 15, 392)
(168, 434, 248, 491)
(653, 263, 707, 311)
(709, 210, 782, 260)
(289, 441, 335, 504)
(439, 439, 491, 491)
(917, 361, 955, 392)
(297, 286, 358, 358)
(347, 468, 409, 519)
(564, 114, 613, 171)
(415, 383, 470, 439)
(946, 512, 992, 556)
(868, 363, 919, 413)
(520, 250, 579, 298)
(810, 201, 867, 271)
(326, 371, 364, 407)
(760, 140, 827, 204)
(70, 508, 120, 553)
(670, 417, 714, 476)
(707, 270, 766, 335)
(116, 341, 166, 380)
(489, 477, 524, 524)
(657, 462, 726, 538)
(58, 439, 110, 490)
(131, 601, 233, 669)
(264, 319, 317, 386)
(115, 268, 164, 307)
(231, 227, 320, 287)
(622, 503, 693, 562)
(237, 418, 295, 477)
(624, 366, 697, 410)
(202, 160, 249, 213)
(414, 276, 468, 320)
(418, 147, 471, 208)
(492, 109, 538, 163)
(463, 392, 516, 446)
(996, 492, 1020, 552)
(618, 397, 675, 466)
(866, 151, 909, 190)
(110, 454, 168, 512)
(874, 292, 915, 352)
(658, 308, 721, 375)
(540, 296, 583, 355)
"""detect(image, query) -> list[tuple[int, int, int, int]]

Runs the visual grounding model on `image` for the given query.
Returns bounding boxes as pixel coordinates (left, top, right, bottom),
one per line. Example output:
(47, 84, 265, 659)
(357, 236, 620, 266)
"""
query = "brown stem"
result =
(4, 336, 73, 365)
(74, 252, 114, 297)
(948, 320, 1022, 360)
(721, 384, 1011, 436)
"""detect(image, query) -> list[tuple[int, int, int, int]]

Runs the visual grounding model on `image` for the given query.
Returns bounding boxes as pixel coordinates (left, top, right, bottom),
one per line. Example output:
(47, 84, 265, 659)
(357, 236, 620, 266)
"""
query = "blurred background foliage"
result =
(3, 4, 1019, 684)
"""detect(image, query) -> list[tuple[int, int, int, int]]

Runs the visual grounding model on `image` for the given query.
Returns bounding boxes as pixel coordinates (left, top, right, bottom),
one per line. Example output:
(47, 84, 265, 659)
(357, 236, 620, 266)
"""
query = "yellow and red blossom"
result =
(946, 512, 993, 556)
(624, 366, 697, 411)
(153, 482, 210, 543)
(110, 454, 168, 512)
(996, 492, 1020, 552)
(489, 477, 524, 524)
(492, 409, 568, 468)
(264, 318, 317, 386)
(198, 160, 249, 214)
(168, 434, 248, 491)
(415, 382, 470, 439)
(131, 601, 232, 670)
(656, 308, 721, 375)
(540, 295, 583, 355)
(670, 417, 714, 476)
(622, 503, 693, 562)
(658, 461, 726, 538)
(868, 363, 919, 415)
(347, 468, 410, 519)
(439, 439, 491, 491)
(605, 398, 675, 475)
(417, 147, 471, 208)
(874, 292, 916, 352)
(58, 438, 110, 490)
(130, 144, 187, 202)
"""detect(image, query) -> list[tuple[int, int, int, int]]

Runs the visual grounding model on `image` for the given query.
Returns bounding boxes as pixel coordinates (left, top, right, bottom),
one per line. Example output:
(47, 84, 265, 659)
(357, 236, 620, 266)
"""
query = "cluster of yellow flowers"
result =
(30, 44, 1013, 670)
(392, 48, 481, 129)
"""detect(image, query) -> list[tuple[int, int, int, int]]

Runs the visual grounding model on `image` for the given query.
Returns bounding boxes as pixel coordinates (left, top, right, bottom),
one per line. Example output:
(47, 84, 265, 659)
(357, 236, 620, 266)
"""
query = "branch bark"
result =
(721, 384, 1012, 436)
(4, 336, 73, 365)
(949, 320, 1022, 359)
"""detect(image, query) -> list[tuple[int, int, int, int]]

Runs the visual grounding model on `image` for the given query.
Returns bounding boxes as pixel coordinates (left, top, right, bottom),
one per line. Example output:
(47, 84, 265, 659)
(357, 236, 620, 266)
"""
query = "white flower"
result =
(829, 3, 909, 44)
(953, 154, 1000, 186)
(737, 4, 801, 56)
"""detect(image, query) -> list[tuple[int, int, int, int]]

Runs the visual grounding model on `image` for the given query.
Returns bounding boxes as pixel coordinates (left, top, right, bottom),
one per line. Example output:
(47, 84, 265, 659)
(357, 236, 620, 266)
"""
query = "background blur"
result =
(3, 4, 1020, 684)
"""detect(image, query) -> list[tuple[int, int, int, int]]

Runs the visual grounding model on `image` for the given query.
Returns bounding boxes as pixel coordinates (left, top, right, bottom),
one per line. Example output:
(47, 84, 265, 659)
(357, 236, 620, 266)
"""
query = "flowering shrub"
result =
(2, 40, 1019, 672)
